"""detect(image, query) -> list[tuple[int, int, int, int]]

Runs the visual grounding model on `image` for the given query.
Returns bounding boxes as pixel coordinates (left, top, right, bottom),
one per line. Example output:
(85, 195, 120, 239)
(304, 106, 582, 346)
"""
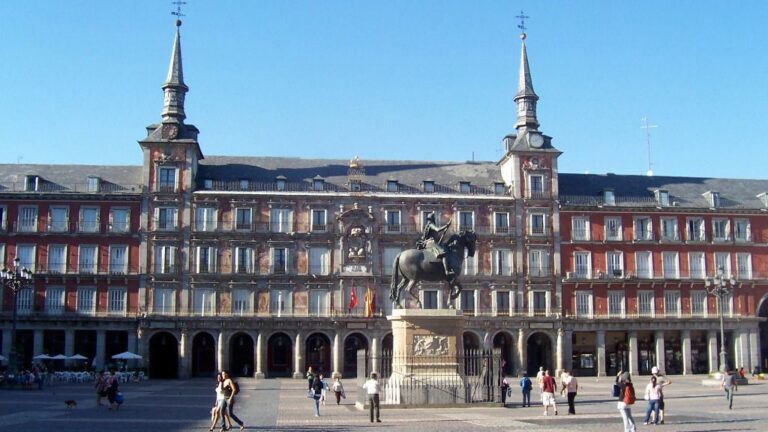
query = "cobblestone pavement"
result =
(0, 374, 766, 431)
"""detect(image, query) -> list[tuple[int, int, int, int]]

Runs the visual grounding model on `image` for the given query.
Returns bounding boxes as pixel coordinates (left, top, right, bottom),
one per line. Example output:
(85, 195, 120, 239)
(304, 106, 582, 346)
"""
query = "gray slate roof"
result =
(0, 164, 142, 194)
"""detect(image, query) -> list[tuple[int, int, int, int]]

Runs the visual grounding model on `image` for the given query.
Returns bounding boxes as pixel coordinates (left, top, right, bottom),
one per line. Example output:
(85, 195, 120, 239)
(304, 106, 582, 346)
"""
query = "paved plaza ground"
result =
(0, 374, 766, 431)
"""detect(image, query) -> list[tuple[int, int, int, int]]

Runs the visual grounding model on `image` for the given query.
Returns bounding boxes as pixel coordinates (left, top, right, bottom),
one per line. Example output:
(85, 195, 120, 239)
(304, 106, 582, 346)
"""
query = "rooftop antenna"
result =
(641, 116, 658, 176)
(516, 10, 530, 37)
(171, 0, 186, 24)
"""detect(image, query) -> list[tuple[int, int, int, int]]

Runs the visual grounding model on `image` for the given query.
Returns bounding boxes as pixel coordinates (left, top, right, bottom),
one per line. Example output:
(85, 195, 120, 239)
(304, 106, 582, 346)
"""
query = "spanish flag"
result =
(365, 287, 375, 318)
(348, 289, 358, 313)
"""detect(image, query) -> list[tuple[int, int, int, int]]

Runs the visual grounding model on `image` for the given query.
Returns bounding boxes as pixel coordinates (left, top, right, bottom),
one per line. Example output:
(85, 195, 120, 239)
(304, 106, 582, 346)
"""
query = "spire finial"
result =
(172, 1, 186, 26)
(516, 10, 529, 39)
(161, 6, 189, 125)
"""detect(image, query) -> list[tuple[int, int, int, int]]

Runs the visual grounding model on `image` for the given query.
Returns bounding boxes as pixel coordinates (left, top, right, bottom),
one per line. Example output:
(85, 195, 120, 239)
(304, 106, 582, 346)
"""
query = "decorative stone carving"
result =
(412, 335, 449, 356)
(338, 207, 374, 272)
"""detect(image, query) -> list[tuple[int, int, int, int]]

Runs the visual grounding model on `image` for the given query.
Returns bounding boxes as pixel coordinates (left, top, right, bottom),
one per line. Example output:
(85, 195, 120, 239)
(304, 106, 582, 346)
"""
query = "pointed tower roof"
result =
(514, 32, 539, 131)
(161, 19, 188, 124)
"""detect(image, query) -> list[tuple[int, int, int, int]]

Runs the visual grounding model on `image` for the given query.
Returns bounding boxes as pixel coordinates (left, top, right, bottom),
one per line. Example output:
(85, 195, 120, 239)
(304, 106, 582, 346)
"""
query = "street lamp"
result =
(1, 257, 34, 372)
(705, 266, 736, 373)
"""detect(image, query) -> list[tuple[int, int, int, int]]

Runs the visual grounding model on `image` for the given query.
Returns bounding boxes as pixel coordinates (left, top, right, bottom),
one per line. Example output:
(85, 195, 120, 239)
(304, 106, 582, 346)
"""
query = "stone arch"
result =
(343, 332, 370, 378)
(266, 332, 293, 378)
(228, 332, 255, 377)
(758, 294, 768, 372)
(526, 331, 554, 376)
(463, 330, 482, 350)
(305, 332, 332, 375)
(192, 331, 217, 377)
(491, 330, 516, 376)
(148, 331, 179, 379)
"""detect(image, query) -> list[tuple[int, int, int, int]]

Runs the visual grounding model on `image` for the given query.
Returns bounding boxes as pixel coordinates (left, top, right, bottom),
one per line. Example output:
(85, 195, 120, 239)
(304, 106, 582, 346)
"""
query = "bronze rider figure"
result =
(418, 212, 455, 278)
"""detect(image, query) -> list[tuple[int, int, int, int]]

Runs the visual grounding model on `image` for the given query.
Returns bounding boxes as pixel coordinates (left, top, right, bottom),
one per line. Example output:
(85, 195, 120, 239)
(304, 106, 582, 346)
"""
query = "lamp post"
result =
(705, 266, 736, 373)
(1, 257, 34, 372)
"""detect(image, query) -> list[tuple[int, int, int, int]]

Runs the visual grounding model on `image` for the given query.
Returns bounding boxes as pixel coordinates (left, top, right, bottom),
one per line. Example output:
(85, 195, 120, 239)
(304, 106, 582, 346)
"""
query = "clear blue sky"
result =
(1, 1, 766, 179)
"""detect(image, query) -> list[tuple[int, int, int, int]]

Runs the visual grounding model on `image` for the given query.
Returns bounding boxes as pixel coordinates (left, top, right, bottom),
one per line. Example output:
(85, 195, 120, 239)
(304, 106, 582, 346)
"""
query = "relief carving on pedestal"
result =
(412, 335, 449, 356)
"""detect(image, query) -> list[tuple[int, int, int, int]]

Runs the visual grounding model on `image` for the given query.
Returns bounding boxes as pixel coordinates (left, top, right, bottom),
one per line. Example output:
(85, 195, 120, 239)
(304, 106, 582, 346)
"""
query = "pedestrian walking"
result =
(519, 372, 532, 407)
(94, 371, 107, 406)
(561, 370, 578, 414)
(617, 375, 637, 432)
(721, 368, 738, 410)
(650, 366, 671, 424)
(535, 366, 545, 393)
(332, 377, 346, 405)
(209, 373, 232, 432)
(310, 374, 323, 417)
(541, 369, 557, 416)
(319, 373, 328, 406)
(306, 366, 315, 390)
(362, 372, 381, 423)
(500, 375, 510, 406)
(221, 370, 245, 431)
(643, 375, 666, 425)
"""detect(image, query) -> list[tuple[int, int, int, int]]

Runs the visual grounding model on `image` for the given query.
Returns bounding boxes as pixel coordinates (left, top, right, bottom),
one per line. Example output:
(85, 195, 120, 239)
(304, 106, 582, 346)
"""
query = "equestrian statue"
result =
(389, 212, 477, 309)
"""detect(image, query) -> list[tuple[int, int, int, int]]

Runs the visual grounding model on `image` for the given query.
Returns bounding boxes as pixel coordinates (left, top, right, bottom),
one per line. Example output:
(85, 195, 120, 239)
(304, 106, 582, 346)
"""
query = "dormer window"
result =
(239, 179, 250, 190)
(603, 189, 616, 206)
(655, 189, 670, 207)
(275, 176, 287, 191)
(704, 191, 720, 208)
(494, 182, 506, 195)
(386, 180, 398, 192)
(423, 180, 435, 193)
(203, 179, 213, 189)
(459, 182, 471, 193)
(313, 177, 325, 191)
(86, 176, 100, 192)
(24, 175, 39, 192)
(350, 180, 362, 192)
(758, 193, 768, 208)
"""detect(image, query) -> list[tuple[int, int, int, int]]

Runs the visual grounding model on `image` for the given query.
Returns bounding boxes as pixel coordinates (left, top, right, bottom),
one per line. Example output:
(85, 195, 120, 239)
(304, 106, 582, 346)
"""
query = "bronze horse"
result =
(389, 231, 477, 309)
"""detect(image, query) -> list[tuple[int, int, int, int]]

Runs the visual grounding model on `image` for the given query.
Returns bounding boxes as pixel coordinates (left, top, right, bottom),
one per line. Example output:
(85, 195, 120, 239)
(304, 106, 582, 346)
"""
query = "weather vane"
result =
(516, 10, 530, 35)
(172, 1, 186, 20)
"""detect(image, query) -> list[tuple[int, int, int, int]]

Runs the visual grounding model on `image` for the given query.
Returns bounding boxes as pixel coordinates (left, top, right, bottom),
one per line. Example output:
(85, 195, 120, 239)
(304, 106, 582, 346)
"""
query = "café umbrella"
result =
(111, 351, 142, 360)
(33, 354, 53, 360)
(68, 354, 88, 360)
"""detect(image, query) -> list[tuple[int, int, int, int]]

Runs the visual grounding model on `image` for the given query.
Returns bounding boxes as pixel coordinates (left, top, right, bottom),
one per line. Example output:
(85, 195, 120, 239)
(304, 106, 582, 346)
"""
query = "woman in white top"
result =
(209, 373, 232, 432)
(642, 376, 667, 425)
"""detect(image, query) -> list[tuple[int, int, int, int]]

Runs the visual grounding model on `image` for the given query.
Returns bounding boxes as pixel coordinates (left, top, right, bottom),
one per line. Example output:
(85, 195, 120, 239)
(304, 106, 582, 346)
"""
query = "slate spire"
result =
(161, 19, 188, 124)
(514, 32, 539, 131)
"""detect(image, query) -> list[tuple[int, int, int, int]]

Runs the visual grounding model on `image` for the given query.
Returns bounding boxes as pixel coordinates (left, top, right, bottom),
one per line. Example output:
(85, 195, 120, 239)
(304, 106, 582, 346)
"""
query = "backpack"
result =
(230, 380, 240, 396)
(624, 384, 636, 405)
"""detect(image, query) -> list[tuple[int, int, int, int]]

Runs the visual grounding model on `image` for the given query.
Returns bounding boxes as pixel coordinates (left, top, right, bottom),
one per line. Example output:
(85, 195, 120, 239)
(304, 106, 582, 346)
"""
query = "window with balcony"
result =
(195, 246, 216, 274)
(527, 174, 545, 198)
(691, 290, 707, 317)
(633, 216, 652, 241)
(235, 208, 252, 231)
(422, 290, 438, 310)
(660, 217, 678, 241)
(0, 206, 6, 231)
(154, 245, 177, 274)
(108, 287, 126, 314)
(384, 210, 401, 233)
(109, 245, 128, 274)
(494, 212, 510, 234)
(662, 251, 679, 278)
(233, 289, 251, 316)
(45, 286, 65, 315)
(529, 213, 545, 236)
(18, 206, 38, 232)
(234, 247, 254, 274)
(78, 245, 97, 274)
(0, 244, 4, 267)
(49, 207, 69, 232)
(686, 218, 705, 242)
(635, 251, 652, 278)
(17, 288, 33, 314)
(156, 207, 177, 231)
(528, 249, 548, 277)
(608, 291, 625, 318)
(420, 210, 440, 229)
(270, 289, 292, 315)
(491, 249, 512, 276)
(664, 291, 680, 317)
(688, 252, 706, 279)
(158, 167, 177, 192)
(194, 207, 216, 232)
(308, 289, 329, 316)
(604, 217, 622, 240)
(460, 290, 475, 315)
(272, 248, 288, 274)
(531, 291, 547, 316)
(308, 247, 330, 275)
(270, 208, 293, 233)
(573, 251, 591, 278)
(637, 290, 654, 317)
(712, 218, 730, 242)
(495, 291, 510, 316)
(734, 219, 751, 242)
(47, 245, 66, 274)
(714, 252, 731, 277)
(736, 253, 752, 279)
(77, 287, 96, 314)
(153, 288, 175, 315)
(310, 209, 327, 232)
(607, 251, 623, 278)
(717, 293, 733, 317)
(79, 207, 100, 232)
(462, 249, 477, 276)
(192, 289, 215, 316)
(458, 211, 474, 231)
(15, 244, 36, 271)
(575, 291, 593, 318)
(110, 208, 130, 233)
(382, 247, 401, 275)
(572, 216, 590, 241)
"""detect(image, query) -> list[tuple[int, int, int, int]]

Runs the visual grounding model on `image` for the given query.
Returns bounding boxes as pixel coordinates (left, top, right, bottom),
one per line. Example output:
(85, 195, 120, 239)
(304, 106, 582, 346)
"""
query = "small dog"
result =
(64, 400, 77, 409)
